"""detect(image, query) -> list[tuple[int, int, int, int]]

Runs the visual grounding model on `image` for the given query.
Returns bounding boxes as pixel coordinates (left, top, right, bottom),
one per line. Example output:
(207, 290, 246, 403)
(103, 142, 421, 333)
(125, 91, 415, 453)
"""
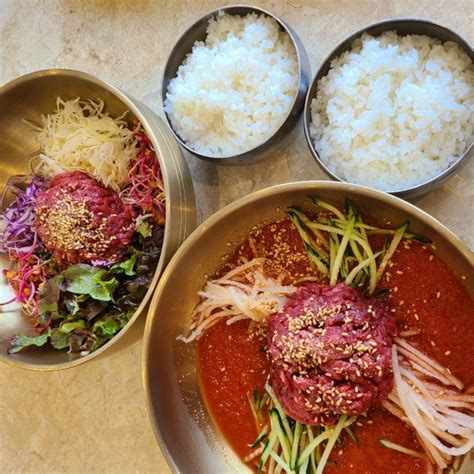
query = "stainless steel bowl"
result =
(143, 180, 473, 473)
(0, 69, 196, 370)
(162, 4, 311, 164)
(303, 19, 474, 199)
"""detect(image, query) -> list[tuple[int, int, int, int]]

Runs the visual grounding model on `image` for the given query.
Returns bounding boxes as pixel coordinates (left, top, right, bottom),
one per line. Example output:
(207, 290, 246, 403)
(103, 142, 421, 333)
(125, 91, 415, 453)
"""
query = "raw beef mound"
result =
(35, 171, 135, 265)
(267, 283, 396, 425)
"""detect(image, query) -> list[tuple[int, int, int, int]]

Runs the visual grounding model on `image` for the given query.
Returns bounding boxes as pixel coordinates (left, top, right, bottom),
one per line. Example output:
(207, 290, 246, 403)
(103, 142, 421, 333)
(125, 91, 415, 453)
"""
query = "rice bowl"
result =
(304, 19, 474, 198)
(162, 5, 310, 162)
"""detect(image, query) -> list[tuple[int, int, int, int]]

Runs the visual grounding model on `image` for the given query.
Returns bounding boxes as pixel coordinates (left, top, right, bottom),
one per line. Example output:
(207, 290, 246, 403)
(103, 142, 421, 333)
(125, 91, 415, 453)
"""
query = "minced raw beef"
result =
(267, 283, 396, 425)
(35, 171, 135, 265)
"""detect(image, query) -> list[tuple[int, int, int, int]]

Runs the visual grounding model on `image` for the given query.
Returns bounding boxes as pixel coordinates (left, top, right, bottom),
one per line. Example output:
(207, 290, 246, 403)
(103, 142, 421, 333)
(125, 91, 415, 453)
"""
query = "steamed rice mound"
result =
(164, 12, 299, 157)
(310, 32, 474, 191)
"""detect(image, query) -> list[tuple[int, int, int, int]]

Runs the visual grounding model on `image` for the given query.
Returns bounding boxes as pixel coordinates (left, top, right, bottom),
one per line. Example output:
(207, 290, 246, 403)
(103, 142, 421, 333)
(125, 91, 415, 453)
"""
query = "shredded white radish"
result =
(29, 97, 138, 190)
(395, 338, 464, 390)
(387, 342, 474, 470)
(178, 259, 296, 343)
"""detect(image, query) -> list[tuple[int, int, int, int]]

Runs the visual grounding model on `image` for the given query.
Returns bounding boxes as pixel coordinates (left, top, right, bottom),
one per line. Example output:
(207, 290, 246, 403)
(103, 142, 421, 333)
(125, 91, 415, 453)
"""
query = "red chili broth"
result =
(197, 217, 473, 473)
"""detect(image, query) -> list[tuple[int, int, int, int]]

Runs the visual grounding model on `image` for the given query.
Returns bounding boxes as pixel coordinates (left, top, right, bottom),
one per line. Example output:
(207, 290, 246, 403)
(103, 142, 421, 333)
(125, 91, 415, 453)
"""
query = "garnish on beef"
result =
(267, 282, 396, 425)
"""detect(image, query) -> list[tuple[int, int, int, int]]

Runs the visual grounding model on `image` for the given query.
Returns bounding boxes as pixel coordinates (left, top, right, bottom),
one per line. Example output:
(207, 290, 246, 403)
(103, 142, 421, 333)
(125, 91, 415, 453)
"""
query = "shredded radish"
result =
(29, 97, 138, 190)
(178, 259, 296, 343)
(386, 342, 474, 470)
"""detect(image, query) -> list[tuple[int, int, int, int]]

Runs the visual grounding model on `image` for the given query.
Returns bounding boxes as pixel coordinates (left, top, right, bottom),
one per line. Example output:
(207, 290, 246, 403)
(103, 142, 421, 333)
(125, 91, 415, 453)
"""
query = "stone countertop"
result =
(0, 0, 472, 472)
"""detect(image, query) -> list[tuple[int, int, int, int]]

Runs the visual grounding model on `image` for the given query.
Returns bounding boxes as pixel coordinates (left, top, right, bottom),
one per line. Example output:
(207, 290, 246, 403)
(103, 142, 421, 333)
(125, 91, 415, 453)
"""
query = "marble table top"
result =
(0, 0, 472, 472)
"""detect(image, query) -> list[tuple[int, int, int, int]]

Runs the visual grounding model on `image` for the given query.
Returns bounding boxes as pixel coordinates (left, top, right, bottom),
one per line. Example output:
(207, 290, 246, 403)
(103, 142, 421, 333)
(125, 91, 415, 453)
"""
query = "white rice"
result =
(310, 31, 474, 191)
(164, 11, 299, 157)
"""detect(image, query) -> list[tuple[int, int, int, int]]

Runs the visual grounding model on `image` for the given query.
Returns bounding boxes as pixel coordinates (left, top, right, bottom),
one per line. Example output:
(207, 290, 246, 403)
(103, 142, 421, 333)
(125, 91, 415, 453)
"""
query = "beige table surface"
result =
(0, 0, 472, 472)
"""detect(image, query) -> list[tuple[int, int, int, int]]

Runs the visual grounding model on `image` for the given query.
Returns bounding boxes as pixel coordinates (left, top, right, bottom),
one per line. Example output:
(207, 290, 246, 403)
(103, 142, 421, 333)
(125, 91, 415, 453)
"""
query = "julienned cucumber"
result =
(287, 197, 428, 295)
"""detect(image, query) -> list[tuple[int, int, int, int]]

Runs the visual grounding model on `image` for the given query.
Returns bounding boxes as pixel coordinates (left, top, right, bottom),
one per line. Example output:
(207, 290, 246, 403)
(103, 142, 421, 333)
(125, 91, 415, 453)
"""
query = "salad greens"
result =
(8, 227, 164, 355)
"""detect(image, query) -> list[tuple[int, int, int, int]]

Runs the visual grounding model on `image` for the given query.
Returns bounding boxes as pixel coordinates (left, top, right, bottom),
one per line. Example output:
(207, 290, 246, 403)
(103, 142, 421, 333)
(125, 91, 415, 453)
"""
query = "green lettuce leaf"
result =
(38, 277, 61, 317)
(92, 317, 121, 338)
(60, 320, 86, 334)
(50, 328, 70, 350)
(63, 293, 89, 315)
(62, 264, 118, 301)
(110, 255, 137, 276)
(8, 330, 50, 354)
(137, 220, 152, 238)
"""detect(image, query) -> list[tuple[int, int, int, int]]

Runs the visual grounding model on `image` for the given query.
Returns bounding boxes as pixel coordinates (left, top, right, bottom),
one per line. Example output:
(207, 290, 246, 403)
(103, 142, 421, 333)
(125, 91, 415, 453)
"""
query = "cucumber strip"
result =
(315, 416, 348, 474)
(307, 222, 377, 293)
(345, 198, 353, 218)
(305, 243, 330, 276)
(253, 388, 260, 405)
(344, 426, 359, 447)
(307, 222, 345, 235)
(382, 235, 389, 253)
(247, 391, 261, 430)
(287, 210, 329, 274)
(334, 218, 378, 232)
(340, 256, 349, 279)
(269, 451, 292, 473)
(266, 384, 294, 444)
(404, 233, 432, 243)
(296, 430, 332, 468)
(329, 233, 338, 276)
(348, 214, 370, 276)
(311, 196, 346, 221)
(315, 444, 321, 464)
(259, 431, 279, 473)
(287, 207, 329, 250)
(258, 393, 269, 411)
(378, 439, 426, 459)
(306, 427, 318, 472)
(270, 409, 292, 465)
(375, 222, 408, 287)
(345, 251, 383, 287)
(349, 239, 370, 276)
(290, 422, 303, 470)
(251, 424, 269, 449)
(268, 450, 276, 474)
(298, 456, 309, 474)
(330, 214, 356, 285)
(353, 271, 364, 287)
(356, 214, 370, 249)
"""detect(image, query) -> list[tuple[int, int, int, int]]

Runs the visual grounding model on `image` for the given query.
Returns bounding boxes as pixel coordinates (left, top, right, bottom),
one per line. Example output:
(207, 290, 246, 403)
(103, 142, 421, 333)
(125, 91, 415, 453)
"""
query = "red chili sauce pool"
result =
(197, 217, 474, 473)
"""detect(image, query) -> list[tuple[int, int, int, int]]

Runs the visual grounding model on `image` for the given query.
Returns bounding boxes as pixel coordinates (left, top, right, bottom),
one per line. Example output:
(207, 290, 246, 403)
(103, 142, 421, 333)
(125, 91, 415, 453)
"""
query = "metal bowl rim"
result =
(161, 3, 308, 162)
(0, 68, 178, 371)
(302, 17, 474, 196)
(142, 179, 474, 472)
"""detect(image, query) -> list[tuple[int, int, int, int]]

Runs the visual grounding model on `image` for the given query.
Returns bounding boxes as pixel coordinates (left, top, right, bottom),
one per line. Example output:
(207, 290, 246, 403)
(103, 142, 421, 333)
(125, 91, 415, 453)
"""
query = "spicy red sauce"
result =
(197, 217, 473, 473)
(197, 319, 269, 460)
